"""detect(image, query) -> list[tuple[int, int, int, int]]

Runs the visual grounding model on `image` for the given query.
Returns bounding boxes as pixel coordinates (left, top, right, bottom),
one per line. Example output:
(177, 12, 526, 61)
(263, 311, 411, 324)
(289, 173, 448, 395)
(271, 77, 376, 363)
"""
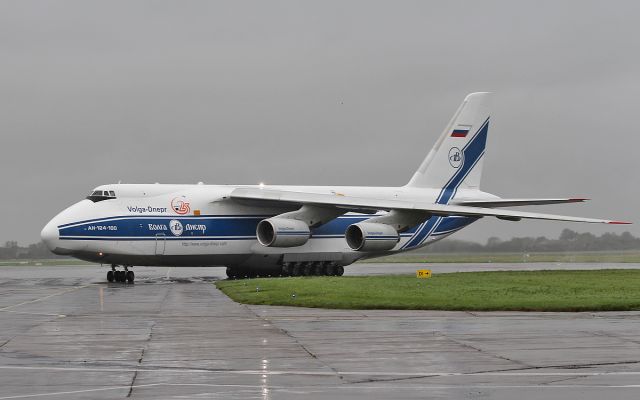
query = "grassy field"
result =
(216, 269, 640, 311)
(365, 251, 640, 264)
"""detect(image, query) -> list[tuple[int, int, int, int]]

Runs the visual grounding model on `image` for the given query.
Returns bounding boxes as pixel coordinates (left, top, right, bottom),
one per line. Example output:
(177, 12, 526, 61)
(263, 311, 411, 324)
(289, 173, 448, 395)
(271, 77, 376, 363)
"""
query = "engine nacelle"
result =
(345, 222, 400, 252)
(256, 218, 311, 247)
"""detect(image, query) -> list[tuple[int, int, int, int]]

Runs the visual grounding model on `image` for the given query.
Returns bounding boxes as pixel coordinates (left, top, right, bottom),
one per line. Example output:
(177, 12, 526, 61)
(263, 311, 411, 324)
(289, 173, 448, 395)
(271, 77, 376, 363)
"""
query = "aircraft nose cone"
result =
(41, 220, 59, 251)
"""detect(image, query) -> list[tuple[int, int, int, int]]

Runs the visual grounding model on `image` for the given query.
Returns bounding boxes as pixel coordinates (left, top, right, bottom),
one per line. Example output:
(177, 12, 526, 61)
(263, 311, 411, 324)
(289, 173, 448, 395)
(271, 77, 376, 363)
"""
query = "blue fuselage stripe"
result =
(58, 214, 472, 242)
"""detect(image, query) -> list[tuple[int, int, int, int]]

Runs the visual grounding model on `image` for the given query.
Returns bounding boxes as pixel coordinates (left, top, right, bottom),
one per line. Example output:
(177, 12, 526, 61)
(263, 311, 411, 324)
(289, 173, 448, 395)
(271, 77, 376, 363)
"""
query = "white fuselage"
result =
(41, 93, 619, 274)
(41, 183, 496, 270)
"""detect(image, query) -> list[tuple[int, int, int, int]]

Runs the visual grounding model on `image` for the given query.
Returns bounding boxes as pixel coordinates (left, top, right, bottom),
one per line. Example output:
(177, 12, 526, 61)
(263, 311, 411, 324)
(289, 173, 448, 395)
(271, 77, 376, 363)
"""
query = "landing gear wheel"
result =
(237, 269, 252, 279)
(302, 263, 313, 276)
(324, 264, 335, 276)
(291, 264, 302, 277)
(314, 263, 325, 276)
(335, 266, 344, 276)
(226, 267, 238, 280)
(281, 263, 292, 277)
(107, 270, 114, 282)
(126, 271, 135, 283)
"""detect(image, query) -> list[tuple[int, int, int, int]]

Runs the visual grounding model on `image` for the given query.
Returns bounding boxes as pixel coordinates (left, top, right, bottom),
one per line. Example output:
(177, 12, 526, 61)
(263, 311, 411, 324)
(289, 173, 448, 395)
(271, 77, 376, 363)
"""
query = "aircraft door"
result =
(155, 234, 166, 255)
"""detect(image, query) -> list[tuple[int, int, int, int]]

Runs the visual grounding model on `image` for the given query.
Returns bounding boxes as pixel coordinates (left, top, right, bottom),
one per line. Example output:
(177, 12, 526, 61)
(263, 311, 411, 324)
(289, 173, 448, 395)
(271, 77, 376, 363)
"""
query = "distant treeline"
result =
(0, 241, 66, 259)
(1, 229, 639, 259)
(424, 229, 640, 253)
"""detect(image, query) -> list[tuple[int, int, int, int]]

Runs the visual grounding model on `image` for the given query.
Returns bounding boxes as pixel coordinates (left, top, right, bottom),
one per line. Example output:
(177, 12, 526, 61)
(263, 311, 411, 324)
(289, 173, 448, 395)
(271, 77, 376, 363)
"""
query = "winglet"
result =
(607, 221, 632, 225)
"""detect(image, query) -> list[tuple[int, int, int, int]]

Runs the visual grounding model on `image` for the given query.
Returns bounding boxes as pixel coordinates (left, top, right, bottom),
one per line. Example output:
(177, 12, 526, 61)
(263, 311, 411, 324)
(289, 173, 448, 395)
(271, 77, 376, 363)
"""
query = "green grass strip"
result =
(216, 269, 640, 311)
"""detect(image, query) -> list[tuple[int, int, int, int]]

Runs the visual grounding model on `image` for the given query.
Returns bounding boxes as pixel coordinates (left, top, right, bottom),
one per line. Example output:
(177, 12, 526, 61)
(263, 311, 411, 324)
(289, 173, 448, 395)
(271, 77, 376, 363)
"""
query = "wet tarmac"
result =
(1, 263, 640, 399)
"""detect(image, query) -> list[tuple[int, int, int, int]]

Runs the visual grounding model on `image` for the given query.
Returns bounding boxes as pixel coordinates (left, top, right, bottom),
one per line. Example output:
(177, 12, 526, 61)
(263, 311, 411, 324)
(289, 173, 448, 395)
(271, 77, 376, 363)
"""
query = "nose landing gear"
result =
(107, 265, 135, 283)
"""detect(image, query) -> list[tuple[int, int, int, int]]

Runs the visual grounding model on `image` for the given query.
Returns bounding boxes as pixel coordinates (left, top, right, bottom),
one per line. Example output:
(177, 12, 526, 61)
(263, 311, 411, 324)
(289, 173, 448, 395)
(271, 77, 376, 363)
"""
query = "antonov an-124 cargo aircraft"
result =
(41, 93, 629, 282)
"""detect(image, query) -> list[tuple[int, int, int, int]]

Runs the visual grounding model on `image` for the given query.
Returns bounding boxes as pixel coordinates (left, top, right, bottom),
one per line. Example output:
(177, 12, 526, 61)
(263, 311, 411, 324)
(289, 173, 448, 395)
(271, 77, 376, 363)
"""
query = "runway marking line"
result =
(0, 285, 90, 312)
(0, 365, 639, 377)
(1, 310, 65, 317)
(0, 382, 640, 399)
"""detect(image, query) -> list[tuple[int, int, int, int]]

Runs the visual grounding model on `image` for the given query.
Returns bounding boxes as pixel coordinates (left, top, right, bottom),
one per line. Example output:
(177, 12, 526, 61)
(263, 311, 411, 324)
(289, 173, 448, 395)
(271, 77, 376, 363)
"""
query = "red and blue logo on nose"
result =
(171, 197, 191, 215)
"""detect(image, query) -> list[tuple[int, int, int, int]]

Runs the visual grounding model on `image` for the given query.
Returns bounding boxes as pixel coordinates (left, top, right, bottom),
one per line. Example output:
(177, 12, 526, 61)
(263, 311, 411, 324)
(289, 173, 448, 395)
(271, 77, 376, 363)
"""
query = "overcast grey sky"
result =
(1, 0, 638, 245)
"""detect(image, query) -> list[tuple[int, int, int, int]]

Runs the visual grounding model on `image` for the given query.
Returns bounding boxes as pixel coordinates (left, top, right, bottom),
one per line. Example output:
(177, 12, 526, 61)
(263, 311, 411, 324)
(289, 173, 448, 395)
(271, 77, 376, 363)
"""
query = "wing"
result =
(230, 188, 629, 225)
(454, 198, 589, 208)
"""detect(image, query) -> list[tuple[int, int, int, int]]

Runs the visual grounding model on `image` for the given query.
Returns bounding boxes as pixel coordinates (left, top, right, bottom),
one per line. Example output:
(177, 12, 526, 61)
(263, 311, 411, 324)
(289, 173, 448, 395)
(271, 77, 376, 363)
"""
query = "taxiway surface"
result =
(1, 263, 639, 399)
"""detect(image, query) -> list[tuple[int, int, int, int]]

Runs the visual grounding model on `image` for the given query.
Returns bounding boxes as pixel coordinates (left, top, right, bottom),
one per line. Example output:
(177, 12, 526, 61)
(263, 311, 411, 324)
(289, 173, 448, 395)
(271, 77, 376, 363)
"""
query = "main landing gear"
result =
(282, 261, 344, 277)
(225, 261, 345, 280)
(107, 265, 134, 283)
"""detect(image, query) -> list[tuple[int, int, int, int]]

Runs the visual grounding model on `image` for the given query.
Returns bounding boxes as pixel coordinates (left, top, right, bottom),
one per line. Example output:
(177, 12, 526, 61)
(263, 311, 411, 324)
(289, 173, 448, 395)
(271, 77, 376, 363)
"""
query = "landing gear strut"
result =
(107, 265, 134, 283)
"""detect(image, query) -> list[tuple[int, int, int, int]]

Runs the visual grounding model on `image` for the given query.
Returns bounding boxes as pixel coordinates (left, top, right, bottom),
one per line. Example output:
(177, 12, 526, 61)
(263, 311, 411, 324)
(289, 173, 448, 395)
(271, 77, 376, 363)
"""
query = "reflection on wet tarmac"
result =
(0, 263, 639, 399)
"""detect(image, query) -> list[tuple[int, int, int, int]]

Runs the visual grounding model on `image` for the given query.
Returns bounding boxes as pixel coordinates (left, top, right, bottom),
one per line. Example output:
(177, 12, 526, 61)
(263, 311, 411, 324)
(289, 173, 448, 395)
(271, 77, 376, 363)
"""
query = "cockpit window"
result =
(86, 190, 117, 202)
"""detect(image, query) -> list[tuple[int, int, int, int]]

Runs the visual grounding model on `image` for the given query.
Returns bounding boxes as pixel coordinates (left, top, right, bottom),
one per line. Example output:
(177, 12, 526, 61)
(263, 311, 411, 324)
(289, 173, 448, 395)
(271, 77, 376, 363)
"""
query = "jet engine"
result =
(256, 218, 311, 247)
(345, 222, 400, 252)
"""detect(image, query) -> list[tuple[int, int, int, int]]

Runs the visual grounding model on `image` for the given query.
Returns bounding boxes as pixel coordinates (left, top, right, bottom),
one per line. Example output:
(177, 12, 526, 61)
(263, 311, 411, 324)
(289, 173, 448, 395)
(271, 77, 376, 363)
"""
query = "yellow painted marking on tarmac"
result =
(0, 285, 90, 312)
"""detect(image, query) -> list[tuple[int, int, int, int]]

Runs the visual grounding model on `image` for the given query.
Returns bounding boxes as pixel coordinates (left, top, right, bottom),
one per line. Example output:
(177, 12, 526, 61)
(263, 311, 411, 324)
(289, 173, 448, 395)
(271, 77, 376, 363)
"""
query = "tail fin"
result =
(406, 92, 491, 192)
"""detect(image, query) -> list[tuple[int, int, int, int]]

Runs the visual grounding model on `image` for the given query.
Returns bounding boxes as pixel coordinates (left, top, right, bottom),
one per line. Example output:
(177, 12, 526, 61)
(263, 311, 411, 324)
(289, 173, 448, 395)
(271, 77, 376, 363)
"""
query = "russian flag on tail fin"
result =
(406, 92, 491, 190)
(451, 125, 471, 138)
